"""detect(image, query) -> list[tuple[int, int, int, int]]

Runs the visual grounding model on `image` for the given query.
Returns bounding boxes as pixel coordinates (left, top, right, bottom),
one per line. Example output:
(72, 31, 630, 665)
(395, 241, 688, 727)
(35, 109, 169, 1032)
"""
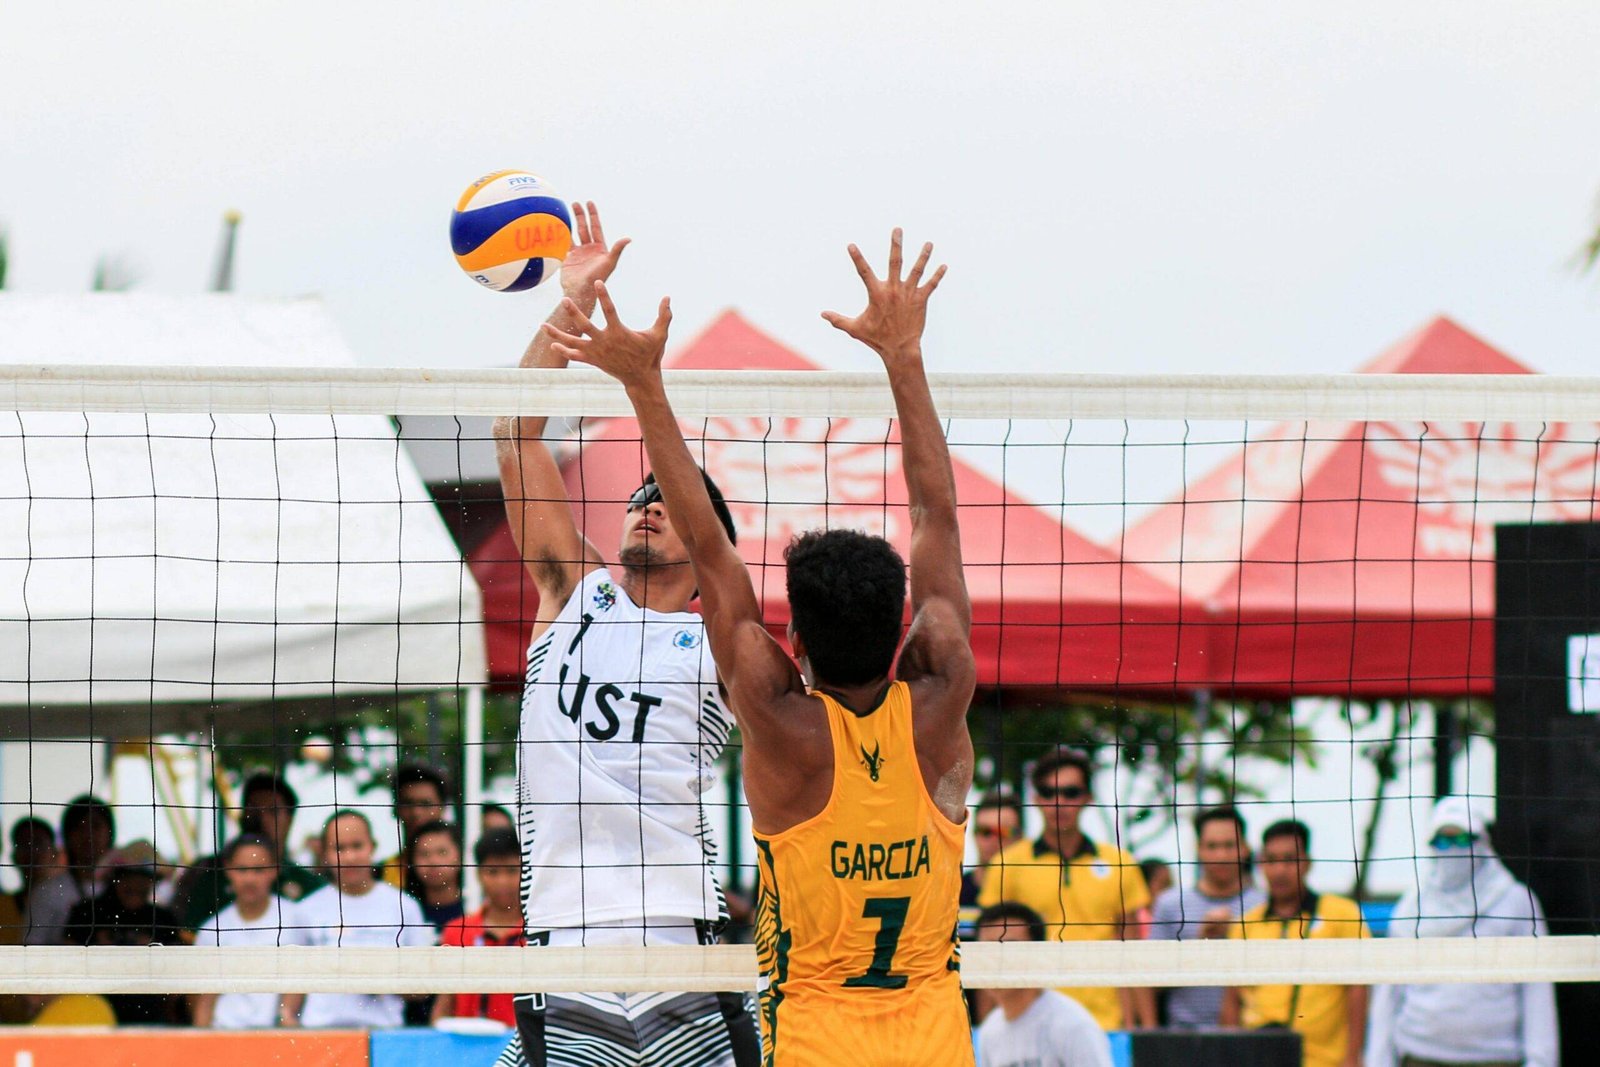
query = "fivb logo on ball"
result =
(450, 169, 573, 292)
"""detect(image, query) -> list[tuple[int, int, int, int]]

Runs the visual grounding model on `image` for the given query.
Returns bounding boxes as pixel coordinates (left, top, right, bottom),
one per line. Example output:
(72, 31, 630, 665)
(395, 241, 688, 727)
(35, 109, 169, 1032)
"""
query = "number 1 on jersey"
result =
(843, 895, 910, 990)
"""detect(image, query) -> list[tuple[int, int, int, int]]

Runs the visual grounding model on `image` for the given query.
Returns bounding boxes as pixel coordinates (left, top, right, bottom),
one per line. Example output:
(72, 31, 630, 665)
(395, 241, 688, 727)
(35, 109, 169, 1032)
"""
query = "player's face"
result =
(975, 918, 1032, 945)
(111, 870, 155, 909)
(411, 830, 462, 889)
(619, 492, 689, 567)
(395, 783, 445, 834)
(67, 814, 113, 868)
(1197, 819, 1249, 883)
(225, 843, 277, 906)
(478, 860, 521, 910)
(242, 788, 295, 850)
(1036, 765, 1091, 838)
(324, 814, 376, 889)
(973, 805, 1019, 865)
(1257, 836, 1310, 904)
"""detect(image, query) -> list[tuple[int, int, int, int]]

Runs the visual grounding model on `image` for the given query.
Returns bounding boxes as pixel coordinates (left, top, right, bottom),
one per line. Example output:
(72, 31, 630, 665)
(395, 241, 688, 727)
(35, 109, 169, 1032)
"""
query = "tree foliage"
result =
(968, 689, 1314, 855)
(207, 689, 523, 803)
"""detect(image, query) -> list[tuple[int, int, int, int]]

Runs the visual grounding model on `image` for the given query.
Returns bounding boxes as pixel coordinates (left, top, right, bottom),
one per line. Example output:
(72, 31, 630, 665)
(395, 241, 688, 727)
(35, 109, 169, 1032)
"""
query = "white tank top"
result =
(516, 568, 732, 935)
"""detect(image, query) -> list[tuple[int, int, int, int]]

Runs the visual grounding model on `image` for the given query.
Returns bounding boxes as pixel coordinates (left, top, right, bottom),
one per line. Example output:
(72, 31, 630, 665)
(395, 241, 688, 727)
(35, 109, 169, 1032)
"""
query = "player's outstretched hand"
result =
(821, 228, 946, 363)
(543, 280, 670, 391)
(559, 202, 631, 301)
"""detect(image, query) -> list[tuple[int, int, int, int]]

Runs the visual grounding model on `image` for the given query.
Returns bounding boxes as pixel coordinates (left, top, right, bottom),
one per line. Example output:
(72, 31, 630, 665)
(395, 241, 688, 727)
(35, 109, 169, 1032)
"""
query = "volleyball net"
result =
(1, 363, 1599, 993)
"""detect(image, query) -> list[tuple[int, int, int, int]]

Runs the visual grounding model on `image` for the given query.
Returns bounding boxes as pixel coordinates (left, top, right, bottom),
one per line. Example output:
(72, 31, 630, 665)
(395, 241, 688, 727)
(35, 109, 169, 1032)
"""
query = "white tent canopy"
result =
(0, 294, 487, 736)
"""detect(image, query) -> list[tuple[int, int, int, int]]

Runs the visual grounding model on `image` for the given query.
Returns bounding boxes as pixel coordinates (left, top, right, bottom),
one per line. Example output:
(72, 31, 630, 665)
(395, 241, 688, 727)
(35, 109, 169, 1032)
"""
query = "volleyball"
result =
(449, 170, 574, 292)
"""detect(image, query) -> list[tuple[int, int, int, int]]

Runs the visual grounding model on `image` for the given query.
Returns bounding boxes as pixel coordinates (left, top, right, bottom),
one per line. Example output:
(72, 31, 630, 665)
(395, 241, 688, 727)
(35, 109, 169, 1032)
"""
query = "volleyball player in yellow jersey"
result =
(545, 230, 976, 1067)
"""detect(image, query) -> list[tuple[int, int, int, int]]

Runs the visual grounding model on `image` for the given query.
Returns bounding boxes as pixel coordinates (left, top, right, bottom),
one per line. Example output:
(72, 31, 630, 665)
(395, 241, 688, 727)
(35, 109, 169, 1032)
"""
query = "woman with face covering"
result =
(1364, 796, 1558, 1067)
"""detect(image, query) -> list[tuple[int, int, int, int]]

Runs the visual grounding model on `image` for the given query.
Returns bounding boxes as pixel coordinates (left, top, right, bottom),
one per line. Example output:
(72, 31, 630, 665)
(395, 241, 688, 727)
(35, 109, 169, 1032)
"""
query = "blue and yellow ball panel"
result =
(450, 171, 573, 292)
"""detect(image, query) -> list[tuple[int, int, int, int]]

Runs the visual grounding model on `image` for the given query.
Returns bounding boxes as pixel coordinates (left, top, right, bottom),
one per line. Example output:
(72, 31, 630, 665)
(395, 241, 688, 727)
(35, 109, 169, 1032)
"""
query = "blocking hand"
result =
(559, 202, 631, 301)
(821, 228, 946, 362)
(543, 280, 671, 391)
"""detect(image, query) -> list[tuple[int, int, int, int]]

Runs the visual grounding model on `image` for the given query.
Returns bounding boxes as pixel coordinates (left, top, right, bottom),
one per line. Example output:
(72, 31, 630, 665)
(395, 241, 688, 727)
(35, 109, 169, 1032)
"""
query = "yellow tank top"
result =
(753, 681, 973, 1067)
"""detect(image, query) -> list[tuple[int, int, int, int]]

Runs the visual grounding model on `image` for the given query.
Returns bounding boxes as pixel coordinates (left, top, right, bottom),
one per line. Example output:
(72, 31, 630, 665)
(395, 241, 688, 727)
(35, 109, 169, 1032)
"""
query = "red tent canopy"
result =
(471, 310, 1202, 692)
(1122, 316, 1599, 698)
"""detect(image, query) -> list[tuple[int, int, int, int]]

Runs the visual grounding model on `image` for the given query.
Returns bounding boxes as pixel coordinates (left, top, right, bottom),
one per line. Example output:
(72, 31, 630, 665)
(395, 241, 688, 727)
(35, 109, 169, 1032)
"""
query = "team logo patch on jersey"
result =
(860, 741, 885, 782)
(672, 628, 701, 650)
(1092, 860, 1110, 879)
(592, 581, 618, 612)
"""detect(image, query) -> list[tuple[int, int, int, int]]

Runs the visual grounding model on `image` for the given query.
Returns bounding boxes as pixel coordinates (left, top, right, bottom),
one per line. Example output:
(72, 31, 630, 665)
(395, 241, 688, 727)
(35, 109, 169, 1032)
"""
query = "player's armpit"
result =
(897, 597, 977, 692)
(718, 618, 806, 718)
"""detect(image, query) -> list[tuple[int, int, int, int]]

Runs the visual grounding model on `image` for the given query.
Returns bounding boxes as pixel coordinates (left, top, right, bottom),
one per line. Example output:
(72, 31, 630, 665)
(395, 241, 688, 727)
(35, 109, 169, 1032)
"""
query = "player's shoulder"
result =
(1039, 988, 1100, 1029)
(297, 883, 339, 911)
(438, 914, 471, 945)
(1314, 893, 1366, 925)
(995, 837, 1040, 865)
(1095, 841, 1139, 867)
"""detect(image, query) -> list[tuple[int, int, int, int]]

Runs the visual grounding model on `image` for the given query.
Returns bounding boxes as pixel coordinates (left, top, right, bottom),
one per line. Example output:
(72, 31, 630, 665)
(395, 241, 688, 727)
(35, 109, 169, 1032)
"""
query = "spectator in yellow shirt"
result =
(1222, 819, 1369, 1067)
(978, 748, 1154, 1031)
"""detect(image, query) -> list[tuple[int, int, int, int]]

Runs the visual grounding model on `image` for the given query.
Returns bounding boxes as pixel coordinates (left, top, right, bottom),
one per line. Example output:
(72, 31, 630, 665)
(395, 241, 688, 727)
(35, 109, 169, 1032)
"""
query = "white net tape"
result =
(5, 364, 1600, 420)
(3, 936, 1596, 995)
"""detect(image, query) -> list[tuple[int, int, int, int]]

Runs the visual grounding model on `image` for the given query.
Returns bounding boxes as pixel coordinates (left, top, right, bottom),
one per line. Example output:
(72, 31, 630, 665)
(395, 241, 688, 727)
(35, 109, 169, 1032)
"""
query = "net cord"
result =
(0, 938, 1595, 994)
(5, 365, 1600, 420)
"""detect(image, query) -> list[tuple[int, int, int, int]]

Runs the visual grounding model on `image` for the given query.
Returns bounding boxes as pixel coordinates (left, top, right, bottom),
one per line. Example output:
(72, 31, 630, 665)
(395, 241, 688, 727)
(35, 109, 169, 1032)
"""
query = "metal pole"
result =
(463, 686, 486, 912)
(1434, 701, 1459, 800)
(1192, 688, 1212, 810)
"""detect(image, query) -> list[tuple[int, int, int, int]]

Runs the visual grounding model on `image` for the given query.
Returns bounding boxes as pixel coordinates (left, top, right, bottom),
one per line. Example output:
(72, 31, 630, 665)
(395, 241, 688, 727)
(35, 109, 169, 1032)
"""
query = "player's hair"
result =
(392, 760, 450, 804)
(1140, 857, 1170, 884)
(62, 794, 114, 839)
(409, 819, 461, 850)
(1262, 819, 1311, 853)
(784, 529, 906, 685)
(1030, 747, 1093, 793)
(241, 771, 300, 811)
(640, 470, 737, 546)
(1194, 804, 1248, 838)
(322, 808, 373, 845)
(976, 787, 1023, 818)
(10, 815, 54, 845)
(976, 902, 1048, 943)
(473, 827, 521, 865)
(222, 832, 277, 865)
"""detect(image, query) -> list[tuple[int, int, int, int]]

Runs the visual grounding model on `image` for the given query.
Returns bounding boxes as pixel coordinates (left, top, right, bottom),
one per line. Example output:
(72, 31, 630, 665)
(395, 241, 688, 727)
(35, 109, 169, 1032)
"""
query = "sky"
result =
(3, 1, 1598, 384)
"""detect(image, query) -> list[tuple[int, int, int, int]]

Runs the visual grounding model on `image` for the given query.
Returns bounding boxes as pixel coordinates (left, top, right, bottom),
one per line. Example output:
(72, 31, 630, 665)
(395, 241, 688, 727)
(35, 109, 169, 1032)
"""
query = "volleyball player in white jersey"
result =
(492, 202, 759, 1067)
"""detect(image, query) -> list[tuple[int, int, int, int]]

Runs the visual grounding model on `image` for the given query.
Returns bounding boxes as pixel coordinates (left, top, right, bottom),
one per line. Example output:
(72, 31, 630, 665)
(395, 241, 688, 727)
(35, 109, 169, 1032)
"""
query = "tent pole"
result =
(463, 685, 486, 912)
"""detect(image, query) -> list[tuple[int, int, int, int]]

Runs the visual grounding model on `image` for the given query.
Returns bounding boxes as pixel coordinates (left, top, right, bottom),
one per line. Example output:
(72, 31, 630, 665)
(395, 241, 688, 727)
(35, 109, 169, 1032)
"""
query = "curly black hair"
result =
(784, 529, 906, 685)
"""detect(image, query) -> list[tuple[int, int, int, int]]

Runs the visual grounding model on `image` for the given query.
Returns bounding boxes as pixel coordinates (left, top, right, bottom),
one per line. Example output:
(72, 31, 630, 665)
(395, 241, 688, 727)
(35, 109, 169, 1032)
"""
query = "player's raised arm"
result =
(492, 202, 626, 621)
(822, 230, 975, 699)
(543, 282, 804, 711)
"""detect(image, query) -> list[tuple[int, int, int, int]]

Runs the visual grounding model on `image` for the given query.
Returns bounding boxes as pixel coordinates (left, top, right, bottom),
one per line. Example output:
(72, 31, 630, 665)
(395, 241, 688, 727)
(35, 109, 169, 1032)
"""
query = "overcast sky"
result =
(4, 4, 1591, 876)
(4, 1, 1598, 382)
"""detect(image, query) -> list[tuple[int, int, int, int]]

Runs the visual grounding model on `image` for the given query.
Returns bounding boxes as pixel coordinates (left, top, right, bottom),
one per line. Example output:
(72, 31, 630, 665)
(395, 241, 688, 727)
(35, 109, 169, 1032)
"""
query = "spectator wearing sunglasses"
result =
(1365, 796, 1556, 1067)
(963, 789, 1022, 911)
(977, 748, 1155, 1032)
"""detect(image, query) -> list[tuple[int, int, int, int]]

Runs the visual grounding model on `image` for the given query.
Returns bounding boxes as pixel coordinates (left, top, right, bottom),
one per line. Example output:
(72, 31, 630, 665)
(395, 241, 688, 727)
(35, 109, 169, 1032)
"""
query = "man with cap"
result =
(64, 839, 185, 1024)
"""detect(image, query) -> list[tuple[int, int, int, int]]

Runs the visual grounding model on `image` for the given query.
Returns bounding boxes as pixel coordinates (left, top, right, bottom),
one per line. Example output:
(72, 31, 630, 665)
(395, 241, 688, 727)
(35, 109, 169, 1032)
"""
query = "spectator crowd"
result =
(0, 751, 1562, 1067)
(0, 760, 524, 1032)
